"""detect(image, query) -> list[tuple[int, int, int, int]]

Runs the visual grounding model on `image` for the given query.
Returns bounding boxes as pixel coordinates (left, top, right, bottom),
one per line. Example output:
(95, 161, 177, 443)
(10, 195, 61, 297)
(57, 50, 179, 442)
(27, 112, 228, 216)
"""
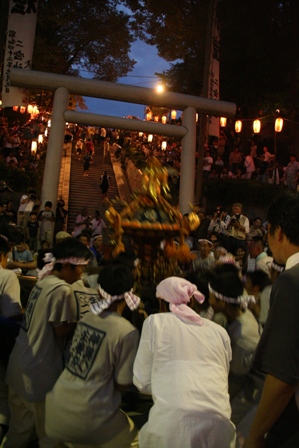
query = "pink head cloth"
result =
(156, 276, 205, 326)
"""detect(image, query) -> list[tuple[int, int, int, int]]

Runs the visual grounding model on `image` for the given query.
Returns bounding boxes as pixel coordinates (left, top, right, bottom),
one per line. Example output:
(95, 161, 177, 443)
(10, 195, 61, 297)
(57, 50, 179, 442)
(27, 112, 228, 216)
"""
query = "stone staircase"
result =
(66, 144, 122, 234)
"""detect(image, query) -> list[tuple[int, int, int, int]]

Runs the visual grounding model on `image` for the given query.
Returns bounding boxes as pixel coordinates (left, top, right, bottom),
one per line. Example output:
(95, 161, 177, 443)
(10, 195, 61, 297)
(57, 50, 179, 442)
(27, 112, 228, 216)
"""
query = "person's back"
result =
(2, 239, 91, 448)
(136, 312, 232, 414)
(133, 277, 235, 448)
(45, 264, 140, 447)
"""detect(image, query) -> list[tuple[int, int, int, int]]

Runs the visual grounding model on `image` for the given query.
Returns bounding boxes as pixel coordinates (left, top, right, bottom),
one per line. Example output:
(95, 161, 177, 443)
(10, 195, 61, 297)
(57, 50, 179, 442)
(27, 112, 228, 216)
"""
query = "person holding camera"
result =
(208, 207, 230, 242)
(55, 198, 68, 235)
(226, 203, 250, 255)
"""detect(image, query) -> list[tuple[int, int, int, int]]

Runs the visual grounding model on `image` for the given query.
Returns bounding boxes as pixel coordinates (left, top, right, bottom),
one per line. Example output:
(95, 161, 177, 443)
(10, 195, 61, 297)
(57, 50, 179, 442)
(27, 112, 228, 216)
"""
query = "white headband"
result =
(91, 285, 141, 315)
(198, 239, 213, 246)
(208, 284, 255, 309)
(38, 252, 89, 280)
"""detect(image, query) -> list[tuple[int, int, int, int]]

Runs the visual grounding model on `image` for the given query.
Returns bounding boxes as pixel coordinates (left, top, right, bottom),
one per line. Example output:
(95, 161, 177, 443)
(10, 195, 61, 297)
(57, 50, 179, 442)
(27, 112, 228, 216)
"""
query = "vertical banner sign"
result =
(2, 0, 38, 107)
(207, 7, 220, 138)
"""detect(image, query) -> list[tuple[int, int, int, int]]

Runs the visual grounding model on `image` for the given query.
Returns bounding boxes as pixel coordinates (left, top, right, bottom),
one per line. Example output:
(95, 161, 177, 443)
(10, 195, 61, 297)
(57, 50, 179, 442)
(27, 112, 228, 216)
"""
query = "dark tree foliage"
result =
(219, 0, 299, 118)
(33, 0, 136, 81)
(126, 0, 299, 118)
(125, 0, 210, 95)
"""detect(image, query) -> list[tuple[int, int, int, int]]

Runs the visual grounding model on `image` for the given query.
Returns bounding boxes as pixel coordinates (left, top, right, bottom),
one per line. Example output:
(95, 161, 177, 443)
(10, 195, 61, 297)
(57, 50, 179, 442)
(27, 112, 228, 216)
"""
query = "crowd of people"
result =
(0, 189, 298, 448)
(1, 114, 299, 447)
(202, 134, 299, 190)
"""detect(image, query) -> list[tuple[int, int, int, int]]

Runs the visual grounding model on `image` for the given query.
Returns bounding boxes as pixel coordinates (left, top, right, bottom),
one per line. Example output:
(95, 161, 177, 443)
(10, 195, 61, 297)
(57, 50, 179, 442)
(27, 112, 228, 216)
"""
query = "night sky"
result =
(82, 40, 170, 120)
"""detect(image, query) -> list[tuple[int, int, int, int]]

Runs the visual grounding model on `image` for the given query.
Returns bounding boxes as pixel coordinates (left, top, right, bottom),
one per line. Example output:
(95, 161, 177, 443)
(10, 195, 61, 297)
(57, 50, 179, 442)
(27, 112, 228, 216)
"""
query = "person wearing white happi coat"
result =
(133, 276, 236, 448)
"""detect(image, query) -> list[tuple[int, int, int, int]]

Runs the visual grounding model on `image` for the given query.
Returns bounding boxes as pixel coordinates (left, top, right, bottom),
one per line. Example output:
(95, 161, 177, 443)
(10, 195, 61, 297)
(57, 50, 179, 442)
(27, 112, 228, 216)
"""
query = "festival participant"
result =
(38, 201, 55, 245)
(284, 153, 299, 191)
(0, 236, 22, 443)
(45, 264, 140, 447)
(90, 210, 106, 237)
(247, 236, 273, 277)
(99, 171, 110, 202)
(2, 239, 91, 448)
(191, 239, 215, 270)
(226, 203, 250, 255)
(244, 192, 299, 448)
(72, 208, 90, 238)
(133, 276, 236, 448)
(208, 263, 261, 399)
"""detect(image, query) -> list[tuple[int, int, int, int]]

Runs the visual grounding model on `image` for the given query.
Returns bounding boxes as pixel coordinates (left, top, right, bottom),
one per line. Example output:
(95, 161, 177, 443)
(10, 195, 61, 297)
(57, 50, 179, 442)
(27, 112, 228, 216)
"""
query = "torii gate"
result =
(10, 68, 236, 214)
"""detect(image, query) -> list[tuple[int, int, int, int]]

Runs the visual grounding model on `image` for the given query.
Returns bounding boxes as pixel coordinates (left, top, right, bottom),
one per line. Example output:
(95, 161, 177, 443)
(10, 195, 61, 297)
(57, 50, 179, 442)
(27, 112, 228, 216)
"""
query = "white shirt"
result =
(6, 275, 77, 402)
(46, 311, 139, 445)
(203, 156, 213, 172)
(0, 268, 21, 318)
(244, 155, 255, 173)
(91, 217, 106, 237)
(285, 252, 299, 270)
(133, 313, 235, 448)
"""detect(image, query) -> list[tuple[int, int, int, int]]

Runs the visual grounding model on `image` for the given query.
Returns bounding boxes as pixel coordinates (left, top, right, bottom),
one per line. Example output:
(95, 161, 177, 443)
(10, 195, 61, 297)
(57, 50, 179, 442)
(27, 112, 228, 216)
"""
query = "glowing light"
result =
(220, 117, 227, 127)
(235, 120, 242, 133)
(253, 120, 261, 133)
(31, 141, 37, 155)
(156, 84, 164, 93)
(275, 118, 283, 133)
(171, 110, 177, 120)
(148, 134, 153, 142)
(162, 116, 167, 124)
(161, 141, 167, 150)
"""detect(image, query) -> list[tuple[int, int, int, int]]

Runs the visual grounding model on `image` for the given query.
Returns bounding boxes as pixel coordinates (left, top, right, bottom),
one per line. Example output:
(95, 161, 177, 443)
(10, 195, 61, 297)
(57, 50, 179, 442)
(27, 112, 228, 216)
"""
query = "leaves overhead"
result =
(33, 0, 136, 81)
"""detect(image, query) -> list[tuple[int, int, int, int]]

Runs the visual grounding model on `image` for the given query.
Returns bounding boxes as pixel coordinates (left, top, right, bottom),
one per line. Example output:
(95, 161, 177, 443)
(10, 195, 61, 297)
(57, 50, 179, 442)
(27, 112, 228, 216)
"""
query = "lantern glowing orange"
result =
(253, 120, 261, 133)
(235, 120, 242, 133)
(220, 117, 227, 127)
(275, 118, 283, 133)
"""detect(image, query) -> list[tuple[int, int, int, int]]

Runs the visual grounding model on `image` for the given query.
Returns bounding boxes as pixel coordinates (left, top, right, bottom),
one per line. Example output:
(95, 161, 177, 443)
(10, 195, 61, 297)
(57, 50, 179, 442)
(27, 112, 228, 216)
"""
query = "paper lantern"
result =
(235, 120, 242, 133)
(253, 120, 261, 133)
(275, 118, 283, 133)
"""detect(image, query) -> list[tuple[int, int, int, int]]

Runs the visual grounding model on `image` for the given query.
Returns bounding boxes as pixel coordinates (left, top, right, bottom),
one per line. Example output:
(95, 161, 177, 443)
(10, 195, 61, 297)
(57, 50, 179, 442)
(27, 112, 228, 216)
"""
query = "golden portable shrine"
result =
(105, 157, 199, 301)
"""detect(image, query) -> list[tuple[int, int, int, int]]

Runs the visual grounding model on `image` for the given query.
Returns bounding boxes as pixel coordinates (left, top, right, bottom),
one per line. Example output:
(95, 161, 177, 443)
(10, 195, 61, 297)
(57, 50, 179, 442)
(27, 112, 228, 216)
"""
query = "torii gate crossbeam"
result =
(10, 68, 236, 214)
